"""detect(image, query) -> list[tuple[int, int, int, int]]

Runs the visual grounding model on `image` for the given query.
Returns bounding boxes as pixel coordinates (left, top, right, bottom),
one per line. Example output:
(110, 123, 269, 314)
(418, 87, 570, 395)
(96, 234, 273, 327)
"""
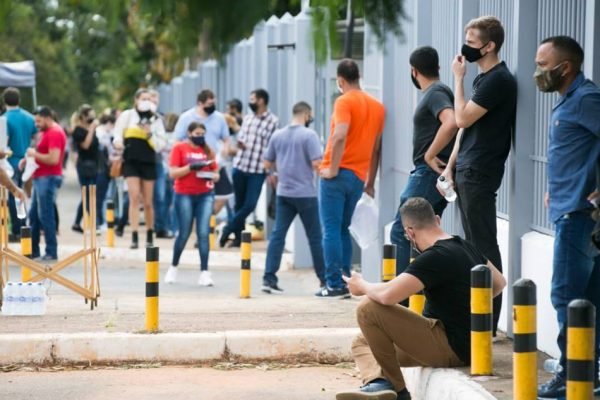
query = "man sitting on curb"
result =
(336, 197, 506, 400)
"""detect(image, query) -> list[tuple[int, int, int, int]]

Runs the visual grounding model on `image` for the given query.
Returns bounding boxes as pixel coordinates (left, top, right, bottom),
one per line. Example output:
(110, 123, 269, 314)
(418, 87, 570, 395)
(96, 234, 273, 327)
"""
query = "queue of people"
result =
(1, 13, 599, 400)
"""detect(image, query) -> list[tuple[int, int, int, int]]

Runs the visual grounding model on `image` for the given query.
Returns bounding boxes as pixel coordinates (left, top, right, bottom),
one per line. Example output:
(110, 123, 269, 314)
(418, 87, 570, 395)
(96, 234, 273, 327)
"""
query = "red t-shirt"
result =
(170, 142, 218, 195)
(34, 124, 67, 178)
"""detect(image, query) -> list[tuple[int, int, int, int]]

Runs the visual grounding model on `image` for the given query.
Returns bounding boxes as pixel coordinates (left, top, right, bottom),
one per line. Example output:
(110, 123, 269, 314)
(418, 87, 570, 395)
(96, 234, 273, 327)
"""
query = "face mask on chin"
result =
(461, 42, 489, 63)
(533, 62, 566, 92)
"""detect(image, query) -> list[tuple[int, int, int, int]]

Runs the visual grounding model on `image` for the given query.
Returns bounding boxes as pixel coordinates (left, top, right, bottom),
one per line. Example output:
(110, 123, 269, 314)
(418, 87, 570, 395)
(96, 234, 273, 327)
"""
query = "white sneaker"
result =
(164, 266, 178, 284)
(198, 270, 214, 287)
(22, 157, 39, 182)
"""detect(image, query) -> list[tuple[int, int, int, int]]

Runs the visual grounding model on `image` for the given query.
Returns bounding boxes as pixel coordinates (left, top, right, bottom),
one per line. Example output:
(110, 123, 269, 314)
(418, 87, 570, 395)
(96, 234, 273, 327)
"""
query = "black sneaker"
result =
(227, 239, 241, 248)
(315, 286, 351, 298)
(155, 230, 174, 239)
(262, 282, 284, 294)
(71, 224, 83, 233)
(538, 374, 566, 398)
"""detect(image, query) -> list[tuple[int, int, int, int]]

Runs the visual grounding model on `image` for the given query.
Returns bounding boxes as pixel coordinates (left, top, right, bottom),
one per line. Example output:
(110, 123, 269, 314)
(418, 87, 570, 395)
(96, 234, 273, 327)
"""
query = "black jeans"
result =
(455, 167, 504, 335)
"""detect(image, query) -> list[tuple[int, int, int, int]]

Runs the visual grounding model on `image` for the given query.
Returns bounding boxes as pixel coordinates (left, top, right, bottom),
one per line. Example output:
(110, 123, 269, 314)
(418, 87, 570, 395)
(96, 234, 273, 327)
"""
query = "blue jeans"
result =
(8, 169, 24, 236)
(30, 175, 62, 258)
(551, 211, 600, 377)
(319, 168, 364, 289)
(390, 163, 447, 274)
(223, 168, 266, 240)
(153, 162, 169, 232)
(172, 192, 214, 270)
(95, 171, 110, 226)
(263, 196, 325, 286)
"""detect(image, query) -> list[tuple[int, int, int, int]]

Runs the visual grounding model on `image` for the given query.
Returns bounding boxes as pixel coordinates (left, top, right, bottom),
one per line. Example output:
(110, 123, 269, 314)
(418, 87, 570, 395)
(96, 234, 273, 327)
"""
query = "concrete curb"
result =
(0, 328, 496, 399)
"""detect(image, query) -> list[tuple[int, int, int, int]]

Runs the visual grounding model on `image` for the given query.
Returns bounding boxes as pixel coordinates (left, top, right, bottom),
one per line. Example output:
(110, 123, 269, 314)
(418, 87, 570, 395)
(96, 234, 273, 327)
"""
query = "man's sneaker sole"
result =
(261, 285, 283, 294)
(336, 389, 397, 400)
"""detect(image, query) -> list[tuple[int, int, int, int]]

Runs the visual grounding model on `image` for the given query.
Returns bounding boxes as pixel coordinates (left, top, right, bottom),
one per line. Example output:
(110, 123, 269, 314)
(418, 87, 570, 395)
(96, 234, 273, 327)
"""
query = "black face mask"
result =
(86, 117, 95, 124)
(203, 105, 216, 115)
(305, 117, 314, 128)
(137, 109, 153, 121)
(248, 102, 258, 113)
(461, 42, 489, 63)
(410, 72, 421, 90)
(191, 136, 206, 146)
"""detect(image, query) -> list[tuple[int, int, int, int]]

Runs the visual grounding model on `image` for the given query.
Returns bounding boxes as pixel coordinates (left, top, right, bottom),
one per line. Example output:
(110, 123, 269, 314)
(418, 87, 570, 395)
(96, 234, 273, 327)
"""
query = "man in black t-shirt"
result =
(389, 46, 458, 282)
(336, 198, 505, 400)
(441, 16, 517, 336)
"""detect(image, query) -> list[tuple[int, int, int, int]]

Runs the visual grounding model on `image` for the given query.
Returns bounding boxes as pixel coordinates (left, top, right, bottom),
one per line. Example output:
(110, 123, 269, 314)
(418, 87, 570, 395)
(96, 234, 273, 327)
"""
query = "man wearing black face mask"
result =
(261, 101, 325, 294)
(441, 16, 516, 336)
(389, 46, 458, 287)
(220, 88, 279, 247)
(534, 36, 600, 399)
(174, 89, 233, 216)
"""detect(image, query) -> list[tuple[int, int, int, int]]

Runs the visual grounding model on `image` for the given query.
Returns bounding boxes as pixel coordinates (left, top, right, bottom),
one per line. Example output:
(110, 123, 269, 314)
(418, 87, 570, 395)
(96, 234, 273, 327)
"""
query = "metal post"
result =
(408, 248, 425, 315)
(145, 246, 159, 332)
(209, 215, 216, 251)
(106, 200, 115, 248)
(240, 231, 251, 298)
(471, 264, 493, 376)
(20, 227, 32, 282)
(567, 299, 595, 399)
(381, 244, 396, 282)
(513, 278, 537, 400)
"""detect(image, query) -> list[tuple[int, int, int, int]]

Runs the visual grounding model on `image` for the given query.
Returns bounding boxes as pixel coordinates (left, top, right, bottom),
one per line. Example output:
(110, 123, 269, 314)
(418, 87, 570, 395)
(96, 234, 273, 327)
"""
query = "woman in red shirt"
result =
(164, 122, 219, 286)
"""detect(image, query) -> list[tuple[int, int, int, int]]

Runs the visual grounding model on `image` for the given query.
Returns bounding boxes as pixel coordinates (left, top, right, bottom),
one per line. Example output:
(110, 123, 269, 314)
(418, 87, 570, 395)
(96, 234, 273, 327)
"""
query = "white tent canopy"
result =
(0, 61, 37, 107)
(0, 61, 36, 87)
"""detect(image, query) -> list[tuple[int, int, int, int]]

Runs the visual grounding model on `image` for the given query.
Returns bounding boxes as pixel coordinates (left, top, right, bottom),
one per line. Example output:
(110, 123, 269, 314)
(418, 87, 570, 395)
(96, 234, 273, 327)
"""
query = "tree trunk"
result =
(343, 0, 354, 59)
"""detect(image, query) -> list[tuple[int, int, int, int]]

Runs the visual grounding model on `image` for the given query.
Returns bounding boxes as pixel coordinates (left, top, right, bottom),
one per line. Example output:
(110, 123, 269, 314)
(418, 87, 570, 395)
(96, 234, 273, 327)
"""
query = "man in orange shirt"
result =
(317, 59, 385, 298)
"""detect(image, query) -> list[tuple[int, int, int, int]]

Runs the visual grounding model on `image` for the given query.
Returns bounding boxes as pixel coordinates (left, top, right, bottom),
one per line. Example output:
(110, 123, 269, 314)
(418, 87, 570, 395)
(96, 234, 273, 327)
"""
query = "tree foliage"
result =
(0, 0, 404, 115)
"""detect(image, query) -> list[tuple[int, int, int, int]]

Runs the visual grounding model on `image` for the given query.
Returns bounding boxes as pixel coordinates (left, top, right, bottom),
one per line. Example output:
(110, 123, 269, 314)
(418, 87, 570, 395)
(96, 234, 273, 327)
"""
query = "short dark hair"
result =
(2, 87, 20, 106)
(197, 89, 215, 104)
(465, 16, 505, 54)
(227, 98, 243, 113)
(541, 35, 584, 71)
(409, 46, 440, 79)
(33, 105, 54, 119)
(251, 89, 269, 105)
(399, 197, 437, 229)
(292, 101, 311, 115)
(337, 59, 360, 83)
(99, 114, 116, 125)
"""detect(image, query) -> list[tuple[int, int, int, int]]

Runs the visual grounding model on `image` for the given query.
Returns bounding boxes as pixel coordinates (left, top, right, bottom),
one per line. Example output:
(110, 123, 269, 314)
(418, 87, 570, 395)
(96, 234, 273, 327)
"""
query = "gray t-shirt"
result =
(263, 124, 322, 198)
(412, 81, 455, 164)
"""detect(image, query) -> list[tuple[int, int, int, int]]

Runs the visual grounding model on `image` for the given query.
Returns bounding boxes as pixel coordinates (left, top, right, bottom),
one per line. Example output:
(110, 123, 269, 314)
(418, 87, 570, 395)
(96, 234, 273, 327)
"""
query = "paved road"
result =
(0, 365, 359, 400)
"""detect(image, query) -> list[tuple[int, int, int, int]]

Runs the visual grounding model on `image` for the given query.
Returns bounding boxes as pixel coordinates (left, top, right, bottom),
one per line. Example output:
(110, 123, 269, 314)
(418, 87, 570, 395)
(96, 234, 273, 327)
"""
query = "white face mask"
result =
(336, 80, 344, 94)
(150, 102, 158, 113)
(137, 100, 153, 112)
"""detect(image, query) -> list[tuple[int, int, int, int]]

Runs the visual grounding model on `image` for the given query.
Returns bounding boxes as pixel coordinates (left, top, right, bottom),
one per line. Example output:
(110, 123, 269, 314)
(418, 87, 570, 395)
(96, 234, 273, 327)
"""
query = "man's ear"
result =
(435, 215, 442, 226)
(486, 41, 496, 54)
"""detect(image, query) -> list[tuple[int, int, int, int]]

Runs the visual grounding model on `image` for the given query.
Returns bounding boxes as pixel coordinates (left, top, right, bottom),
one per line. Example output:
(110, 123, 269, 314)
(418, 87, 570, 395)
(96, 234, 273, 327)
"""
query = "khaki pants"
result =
(353, 297, 464, 391)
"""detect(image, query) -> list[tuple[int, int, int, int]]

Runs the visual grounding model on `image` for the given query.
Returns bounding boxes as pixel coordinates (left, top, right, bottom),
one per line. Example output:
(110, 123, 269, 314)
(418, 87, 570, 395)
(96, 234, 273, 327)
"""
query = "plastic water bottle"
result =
(543, 358, 562, 374)
(14, 283, 26, 315)
(16, 198, 27, 219)
(437, 176, 457, 202)
(24, 283, 34, 316)
(32, 283, 46, 315)
(2, 282, 15, 315)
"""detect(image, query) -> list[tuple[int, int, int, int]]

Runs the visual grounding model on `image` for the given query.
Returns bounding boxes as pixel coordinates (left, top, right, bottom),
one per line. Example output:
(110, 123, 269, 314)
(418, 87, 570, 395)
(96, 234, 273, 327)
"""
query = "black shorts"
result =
(214, 167, 233, 198)
(122, 161, 157, 181)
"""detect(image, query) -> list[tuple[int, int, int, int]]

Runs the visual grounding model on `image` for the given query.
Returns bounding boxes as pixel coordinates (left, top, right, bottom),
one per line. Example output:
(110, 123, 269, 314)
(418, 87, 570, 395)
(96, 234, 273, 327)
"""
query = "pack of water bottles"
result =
(2, 282, 47, 316)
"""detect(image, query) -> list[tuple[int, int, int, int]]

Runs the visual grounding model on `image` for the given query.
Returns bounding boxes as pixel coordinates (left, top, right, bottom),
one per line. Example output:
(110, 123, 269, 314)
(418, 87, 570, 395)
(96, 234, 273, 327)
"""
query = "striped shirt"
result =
(233, 110, 279, 173)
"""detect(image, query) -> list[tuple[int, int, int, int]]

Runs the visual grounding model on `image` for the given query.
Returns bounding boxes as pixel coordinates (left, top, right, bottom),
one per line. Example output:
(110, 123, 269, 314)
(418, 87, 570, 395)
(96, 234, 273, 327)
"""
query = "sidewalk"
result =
(0, 167, 553, 399)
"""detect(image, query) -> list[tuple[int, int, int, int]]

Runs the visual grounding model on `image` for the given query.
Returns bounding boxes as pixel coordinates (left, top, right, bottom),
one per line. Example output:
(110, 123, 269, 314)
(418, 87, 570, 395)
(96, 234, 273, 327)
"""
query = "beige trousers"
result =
(352, 297, 464, 391)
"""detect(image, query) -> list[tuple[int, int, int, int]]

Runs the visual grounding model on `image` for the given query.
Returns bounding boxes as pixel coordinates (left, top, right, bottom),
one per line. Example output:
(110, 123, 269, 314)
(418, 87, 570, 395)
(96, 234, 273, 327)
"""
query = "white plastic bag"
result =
(349, 193, 379, 249)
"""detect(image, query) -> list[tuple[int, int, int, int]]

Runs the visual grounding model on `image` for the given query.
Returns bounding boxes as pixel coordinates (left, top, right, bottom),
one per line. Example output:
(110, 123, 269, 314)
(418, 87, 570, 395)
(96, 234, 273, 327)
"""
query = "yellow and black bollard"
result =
(471, 264, 493, 376)
(209, 215, 216, 251)
(408, 247, 425, 315)
(20, 226, 32, 282)
(145, 246, 159, 332)
(513, 278, 537, 400)
(240, 231, 251, 298)
(106, 200, 115, 247)
(567, 299, 595, 399)
(381, 244, 396, 282)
